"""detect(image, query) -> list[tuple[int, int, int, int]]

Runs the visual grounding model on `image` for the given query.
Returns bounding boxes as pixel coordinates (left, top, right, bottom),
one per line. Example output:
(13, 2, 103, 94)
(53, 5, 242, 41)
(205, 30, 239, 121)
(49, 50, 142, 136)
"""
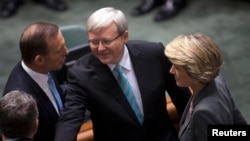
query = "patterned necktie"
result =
(48, 73, 63, 112)
(114, 64, 144, 124)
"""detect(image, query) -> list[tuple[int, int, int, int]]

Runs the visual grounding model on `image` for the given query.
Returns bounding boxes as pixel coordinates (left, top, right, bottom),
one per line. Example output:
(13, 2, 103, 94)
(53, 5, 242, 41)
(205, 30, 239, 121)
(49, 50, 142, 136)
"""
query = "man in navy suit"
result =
(55, 7, 190, 141)
(3, 21, 68, 141)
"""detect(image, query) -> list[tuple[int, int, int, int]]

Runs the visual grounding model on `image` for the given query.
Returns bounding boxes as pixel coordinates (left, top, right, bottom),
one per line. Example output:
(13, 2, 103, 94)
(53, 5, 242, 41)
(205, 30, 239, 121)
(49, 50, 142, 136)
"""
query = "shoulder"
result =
(3, 62, 34, 94)
(127, 40, 164, 49)
(126, 40, 165, 57)
(192, 95, 232, 124)
(68, 53, 108, 79)
(70, 53, 102, 71)
(8, 61, 23, 74)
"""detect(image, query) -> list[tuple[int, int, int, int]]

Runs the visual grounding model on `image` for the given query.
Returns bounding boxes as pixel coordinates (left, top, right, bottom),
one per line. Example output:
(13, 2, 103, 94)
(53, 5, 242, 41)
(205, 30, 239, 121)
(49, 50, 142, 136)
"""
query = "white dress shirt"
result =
(21, 61, 60, 114)
(108, 46, 144, 116)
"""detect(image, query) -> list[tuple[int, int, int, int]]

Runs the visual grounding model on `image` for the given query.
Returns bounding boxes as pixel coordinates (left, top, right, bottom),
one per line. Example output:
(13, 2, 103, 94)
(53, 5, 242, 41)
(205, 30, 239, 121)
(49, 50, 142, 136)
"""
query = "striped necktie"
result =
(114, 64, 144, 124)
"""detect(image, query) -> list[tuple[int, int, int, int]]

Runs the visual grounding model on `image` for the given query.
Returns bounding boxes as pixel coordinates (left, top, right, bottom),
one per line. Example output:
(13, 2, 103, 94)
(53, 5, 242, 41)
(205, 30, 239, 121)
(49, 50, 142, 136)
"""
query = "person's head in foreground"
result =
(0, 90, 39, 140)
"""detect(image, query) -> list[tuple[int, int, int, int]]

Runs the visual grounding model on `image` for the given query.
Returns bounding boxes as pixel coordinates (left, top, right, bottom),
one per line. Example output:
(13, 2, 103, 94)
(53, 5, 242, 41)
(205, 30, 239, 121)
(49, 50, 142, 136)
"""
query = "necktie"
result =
(48, 73, 63, 112)
(114, 64, 144, 124)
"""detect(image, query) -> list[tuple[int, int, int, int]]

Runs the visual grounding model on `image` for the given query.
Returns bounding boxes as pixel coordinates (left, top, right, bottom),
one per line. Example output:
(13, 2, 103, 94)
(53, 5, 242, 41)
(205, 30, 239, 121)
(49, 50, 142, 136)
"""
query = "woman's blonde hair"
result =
(165, 33, 224, 84)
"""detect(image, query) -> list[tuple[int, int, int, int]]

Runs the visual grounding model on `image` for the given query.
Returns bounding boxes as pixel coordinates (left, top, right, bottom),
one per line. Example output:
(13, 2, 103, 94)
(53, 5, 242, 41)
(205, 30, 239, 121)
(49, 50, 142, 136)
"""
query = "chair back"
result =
(60, 25, 88, 49)
(60, 24, 91, 67)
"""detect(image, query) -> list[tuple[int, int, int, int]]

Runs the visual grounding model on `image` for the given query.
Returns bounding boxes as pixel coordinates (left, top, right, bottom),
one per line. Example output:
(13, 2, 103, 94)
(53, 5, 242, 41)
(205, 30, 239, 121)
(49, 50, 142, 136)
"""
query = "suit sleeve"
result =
(54, 64, 88, 141)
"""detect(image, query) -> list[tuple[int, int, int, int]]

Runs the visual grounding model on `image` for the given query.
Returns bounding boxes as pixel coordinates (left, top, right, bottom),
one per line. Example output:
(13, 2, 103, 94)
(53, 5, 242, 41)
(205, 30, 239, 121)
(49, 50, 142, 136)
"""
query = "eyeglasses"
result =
(88, 33, 122, 48)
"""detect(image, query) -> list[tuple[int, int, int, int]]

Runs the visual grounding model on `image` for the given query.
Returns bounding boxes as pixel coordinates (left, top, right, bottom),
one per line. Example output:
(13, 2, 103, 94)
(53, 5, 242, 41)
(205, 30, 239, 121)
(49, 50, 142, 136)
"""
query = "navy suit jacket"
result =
(179, 75, 247, 141)
(55, 40, 191, 141)
(3, 62, 65, 141)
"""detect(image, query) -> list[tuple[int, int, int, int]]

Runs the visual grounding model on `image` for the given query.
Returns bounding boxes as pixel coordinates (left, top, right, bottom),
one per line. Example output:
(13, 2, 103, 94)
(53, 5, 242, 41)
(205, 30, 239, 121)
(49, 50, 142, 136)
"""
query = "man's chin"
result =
(54, 64, 64, 70)
(99, 57, 112, 64)
(100, 60, 109, 64)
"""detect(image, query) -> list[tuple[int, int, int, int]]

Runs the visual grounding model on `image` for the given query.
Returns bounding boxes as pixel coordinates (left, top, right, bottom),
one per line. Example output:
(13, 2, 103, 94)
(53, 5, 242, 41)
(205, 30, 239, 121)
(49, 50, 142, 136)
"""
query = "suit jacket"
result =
(178, 75, 247, 141)
(55, 40, 191, 141)
(3, 61, 65, 141)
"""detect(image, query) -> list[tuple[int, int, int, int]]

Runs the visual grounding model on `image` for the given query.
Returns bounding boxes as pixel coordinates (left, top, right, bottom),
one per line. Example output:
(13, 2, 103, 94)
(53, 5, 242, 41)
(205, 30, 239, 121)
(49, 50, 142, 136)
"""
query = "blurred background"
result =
(0, 0, 249, 123)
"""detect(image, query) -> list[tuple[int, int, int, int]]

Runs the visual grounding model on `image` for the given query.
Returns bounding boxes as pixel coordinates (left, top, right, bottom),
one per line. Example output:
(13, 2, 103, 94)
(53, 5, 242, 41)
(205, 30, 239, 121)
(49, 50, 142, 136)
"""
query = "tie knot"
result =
(114, 64, 123, 74)
(114, 64, 121, 70)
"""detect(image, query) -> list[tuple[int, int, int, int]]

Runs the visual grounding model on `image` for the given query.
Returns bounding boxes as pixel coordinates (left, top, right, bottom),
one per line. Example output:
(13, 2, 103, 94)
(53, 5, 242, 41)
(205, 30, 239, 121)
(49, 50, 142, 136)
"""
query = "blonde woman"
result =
(164, 33, 247, 141)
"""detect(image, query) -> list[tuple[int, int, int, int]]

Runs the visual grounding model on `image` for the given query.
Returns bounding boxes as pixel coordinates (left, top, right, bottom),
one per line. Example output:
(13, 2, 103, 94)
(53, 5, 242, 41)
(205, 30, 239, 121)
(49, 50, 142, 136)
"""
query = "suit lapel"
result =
(126, 43, 149, 116)
(94, 59, 141, 124)
(19, 65, 59, 120)
(179, 83, 214, 137)
(179, 96, 193, 137)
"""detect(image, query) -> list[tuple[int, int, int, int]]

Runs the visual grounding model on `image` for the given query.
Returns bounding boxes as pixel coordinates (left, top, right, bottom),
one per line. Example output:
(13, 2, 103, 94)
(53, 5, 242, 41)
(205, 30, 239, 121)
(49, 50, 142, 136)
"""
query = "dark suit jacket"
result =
(3, 62, 65, 141)
(178, 75, 247, 141)
(55, 40, 191, 141)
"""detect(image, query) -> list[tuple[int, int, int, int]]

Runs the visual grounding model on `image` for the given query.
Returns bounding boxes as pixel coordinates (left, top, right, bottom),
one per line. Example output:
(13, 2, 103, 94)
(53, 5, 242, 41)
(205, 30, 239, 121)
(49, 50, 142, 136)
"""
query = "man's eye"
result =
(92, 41, 99, 44)
(103, 40, 111, 44)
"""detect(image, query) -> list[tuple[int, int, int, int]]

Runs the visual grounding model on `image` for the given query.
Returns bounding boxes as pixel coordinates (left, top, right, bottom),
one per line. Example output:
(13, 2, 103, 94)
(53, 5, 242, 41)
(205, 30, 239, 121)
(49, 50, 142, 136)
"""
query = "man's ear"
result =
(123, 30, 129, 43)
(34, 55, 45, 65)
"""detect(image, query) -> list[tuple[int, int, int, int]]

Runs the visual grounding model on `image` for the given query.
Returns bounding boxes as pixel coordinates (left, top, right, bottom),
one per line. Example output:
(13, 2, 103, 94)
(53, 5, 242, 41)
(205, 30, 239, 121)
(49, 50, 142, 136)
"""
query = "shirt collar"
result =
(108, 45, 132, 71)
(21, 61, 48, 88)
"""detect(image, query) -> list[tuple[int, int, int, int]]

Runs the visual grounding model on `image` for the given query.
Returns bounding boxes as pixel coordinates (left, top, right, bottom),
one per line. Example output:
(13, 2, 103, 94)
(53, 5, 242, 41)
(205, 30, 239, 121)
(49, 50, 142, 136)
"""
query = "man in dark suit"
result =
(54, 7, 190, 141)
(0, 0, 68, 18)
(3, 21, 68, 141)
(0, 90, 39, 141)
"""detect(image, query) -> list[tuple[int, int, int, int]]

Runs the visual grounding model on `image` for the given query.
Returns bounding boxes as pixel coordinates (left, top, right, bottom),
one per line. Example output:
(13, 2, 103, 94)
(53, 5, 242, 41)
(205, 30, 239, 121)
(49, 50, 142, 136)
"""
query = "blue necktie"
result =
(114, 64, 144, 124)
(48, 73, 63, 112)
